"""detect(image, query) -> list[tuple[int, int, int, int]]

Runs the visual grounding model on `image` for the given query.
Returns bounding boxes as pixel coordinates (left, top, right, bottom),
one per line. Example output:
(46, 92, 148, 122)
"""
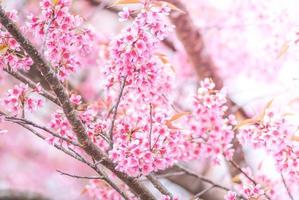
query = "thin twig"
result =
(193, 185, 214, 199)
(175, 164, 229, 191)
(149, 103, 153, 150)
(156, 171, 186, 179)
(281, 173, 294, 200)
(0, 112, 80, 147)
(56, 169, 103, 180)
(108, 76, 126, 149)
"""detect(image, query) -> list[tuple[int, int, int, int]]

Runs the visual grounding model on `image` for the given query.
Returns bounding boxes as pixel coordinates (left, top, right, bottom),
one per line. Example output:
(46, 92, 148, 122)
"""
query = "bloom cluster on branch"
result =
(1, 83, 43, 115)
(26, 0, 96, 80)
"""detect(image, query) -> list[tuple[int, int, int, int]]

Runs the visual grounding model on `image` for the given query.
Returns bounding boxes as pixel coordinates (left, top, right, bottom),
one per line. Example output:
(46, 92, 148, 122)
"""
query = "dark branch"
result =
(0, 189, 50, 200)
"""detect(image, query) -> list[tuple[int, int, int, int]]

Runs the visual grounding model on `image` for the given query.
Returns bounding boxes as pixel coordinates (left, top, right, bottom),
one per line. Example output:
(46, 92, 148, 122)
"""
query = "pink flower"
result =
(224, 191, 237, 200)
(1, 83, 43, 114)
(119, 7, 132, 22)
(26, 0, 97, 80)
(70, 94, 82, 105)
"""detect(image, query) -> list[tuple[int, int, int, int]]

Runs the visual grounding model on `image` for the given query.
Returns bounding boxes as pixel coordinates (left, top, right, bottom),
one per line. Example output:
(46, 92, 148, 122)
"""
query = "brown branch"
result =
(0, 189, 50, 200)
(175, 164, 230, 192)
(147, 174, 173, 198)
(193, 185, 215, 199)
(0, 7, 156, 200)
(94, 167, 131, 200)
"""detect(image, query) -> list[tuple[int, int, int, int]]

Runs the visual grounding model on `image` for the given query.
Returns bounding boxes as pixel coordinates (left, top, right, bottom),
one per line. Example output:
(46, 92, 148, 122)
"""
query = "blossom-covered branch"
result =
(0, 5, 156, 200)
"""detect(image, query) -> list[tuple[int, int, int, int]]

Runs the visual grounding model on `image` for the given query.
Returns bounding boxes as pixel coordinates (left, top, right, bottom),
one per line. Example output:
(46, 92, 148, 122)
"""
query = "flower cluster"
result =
(105, 3, 174, 103)
(104, 2, 183, 177)
(1, 83, 43, 115)
(47, 110, 76, 146)
(0, 10, 33, 71)
(48, 106, 109, 150)
(225, 168, 276, 200)
(109, 105, 185, 176)
(238, 109, 299, 182)
(26, 0, 95, 80)
(183, 79, 236, 163)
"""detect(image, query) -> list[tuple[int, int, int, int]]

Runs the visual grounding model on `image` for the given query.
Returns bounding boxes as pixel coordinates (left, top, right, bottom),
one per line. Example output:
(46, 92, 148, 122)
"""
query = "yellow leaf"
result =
(233, 118, 260, 130)
(257, 99, 274, 121)
(288, 97, 299, 106)
(52, 0, 59, 5)
(165, 121, 179, 129)
(111, 0, 141, 6)
(153, 1, 185, 13)
(0, 44, 9, 55)
(80, 187, 88, 195)
(232, 174, 241, 184)
(292, 135, 299, 142)
(234, 99, 274, 130)
(156, 53, 169, 64)
(169, 111, 191, 122)
(283, 112, 295, 117)
(165, 112, 191, 130)
(277, 42, 289, 58)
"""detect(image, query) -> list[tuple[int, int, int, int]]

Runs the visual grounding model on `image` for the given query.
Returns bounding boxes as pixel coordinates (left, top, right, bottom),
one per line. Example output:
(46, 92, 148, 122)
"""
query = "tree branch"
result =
(0, 7, 156, 200)
(175, 164, 230, 192)
(147, 174, 173, 198)
(0, 189, 50, 200)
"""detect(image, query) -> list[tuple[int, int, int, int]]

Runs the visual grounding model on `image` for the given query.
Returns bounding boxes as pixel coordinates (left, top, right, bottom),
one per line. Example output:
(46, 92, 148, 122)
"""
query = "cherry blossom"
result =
(183, 78, 237, 164)
(26, 0, 96, 80)
(1, 83, 43, 115)
(0, 10, 33, 71)
(238, 108, 299, 183)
